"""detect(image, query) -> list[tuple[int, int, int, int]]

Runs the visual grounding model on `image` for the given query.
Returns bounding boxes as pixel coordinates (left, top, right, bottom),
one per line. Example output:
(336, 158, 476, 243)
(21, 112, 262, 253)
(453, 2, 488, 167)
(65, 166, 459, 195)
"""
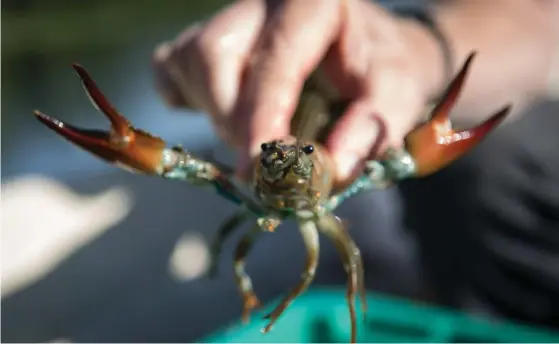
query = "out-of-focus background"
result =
(2, 1, 417, 342)
(1, 1, 266, 342)
(2, 1, 559, 343)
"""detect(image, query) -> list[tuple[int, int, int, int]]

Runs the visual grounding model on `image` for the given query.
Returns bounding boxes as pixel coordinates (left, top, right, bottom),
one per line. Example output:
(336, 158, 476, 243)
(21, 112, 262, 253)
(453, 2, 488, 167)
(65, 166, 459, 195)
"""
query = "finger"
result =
(153, 0, 266, 130)
(325, 99, 383, 184)
(196, 0, 267, 119)
(153, 42, 189, 108)
(327, 67, 425, 183)
(234, 0, 345, 173)
(153, 24, 204, 109)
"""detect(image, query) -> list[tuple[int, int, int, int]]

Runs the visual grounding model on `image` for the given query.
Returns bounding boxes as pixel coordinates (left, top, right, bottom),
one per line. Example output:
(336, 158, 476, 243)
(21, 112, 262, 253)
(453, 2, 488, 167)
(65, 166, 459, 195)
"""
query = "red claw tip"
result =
(33, 109, 112, 156)
(34, 110, 61, 130)
(405, 52, 512, 177)
(70, 63, 130, 137)
(430, 51, 476, 125)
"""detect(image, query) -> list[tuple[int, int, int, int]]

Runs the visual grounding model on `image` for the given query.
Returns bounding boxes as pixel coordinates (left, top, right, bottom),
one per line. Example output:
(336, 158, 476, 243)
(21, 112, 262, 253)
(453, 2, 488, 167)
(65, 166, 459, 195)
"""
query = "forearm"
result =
(432, 0, 559, 125)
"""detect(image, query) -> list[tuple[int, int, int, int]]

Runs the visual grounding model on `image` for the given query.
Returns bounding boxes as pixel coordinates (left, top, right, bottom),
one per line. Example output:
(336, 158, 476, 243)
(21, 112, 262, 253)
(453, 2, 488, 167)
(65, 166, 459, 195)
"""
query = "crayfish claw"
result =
(430, 52, 475, 124)
(34, 109, 113, 156)
(34, 64, 167, 175)
(72, 63, 130, 138)
(404, 52, 511, 177)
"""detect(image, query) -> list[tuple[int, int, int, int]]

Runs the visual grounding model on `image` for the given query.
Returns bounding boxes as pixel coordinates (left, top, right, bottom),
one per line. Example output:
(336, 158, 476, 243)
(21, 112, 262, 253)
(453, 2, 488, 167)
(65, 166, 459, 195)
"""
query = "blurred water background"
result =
(2, 1, 418, 342)
(2, 0, 233, 180)
(2, 1, 559, 343)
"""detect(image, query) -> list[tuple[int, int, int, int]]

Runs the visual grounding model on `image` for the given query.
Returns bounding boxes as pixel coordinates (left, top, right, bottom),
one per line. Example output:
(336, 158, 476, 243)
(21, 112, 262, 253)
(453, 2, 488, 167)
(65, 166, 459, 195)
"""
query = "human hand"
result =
(153, 0, 445, 186)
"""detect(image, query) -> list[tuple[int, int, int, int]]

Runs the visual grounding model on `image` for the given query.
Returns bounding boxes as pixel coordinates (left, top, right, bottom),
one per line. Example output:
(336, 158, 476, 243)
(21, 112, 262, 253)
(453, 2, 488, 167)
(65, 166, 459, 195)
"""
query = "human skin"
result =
(152, 0, 559, 186)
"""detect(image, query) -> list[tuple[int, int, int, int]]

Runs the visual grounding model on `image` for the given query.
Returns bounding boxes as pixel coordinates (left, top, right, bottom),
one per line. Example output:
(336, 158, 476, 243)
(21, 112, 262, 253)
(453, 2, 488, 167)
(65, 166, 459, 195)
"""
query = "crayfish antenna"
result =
(404, 52, 511, 177)
(34, 64, 167, 175)
(295, 137, 302, 163)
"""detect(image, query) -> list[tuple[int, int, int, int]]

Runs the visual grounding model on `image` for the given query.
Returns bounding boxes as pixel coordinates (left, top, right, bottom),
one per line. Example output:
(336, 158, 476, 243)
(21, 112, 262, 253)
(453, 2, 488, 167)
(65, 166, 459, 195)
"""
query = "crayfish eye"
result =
(261, 142, 272, 151)
(302, 144, 314, 155)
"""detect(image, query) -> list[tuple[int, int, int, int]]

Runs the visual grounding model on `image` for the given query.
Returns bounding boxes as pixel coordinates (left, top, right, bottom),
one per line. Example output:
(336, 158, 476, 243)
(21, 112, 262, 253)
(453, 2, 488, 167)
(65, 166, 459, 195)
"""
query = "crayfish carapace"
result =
(34, 52, 511, 343)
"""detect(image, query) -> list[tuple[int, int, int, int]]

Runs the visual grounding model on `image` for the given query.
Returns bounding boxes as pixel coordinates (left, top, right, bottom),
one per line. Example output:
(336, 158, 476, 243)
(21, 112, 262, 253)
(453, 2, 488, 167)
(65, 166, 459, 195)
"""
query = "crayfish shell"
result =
(252, 136, 336, 211)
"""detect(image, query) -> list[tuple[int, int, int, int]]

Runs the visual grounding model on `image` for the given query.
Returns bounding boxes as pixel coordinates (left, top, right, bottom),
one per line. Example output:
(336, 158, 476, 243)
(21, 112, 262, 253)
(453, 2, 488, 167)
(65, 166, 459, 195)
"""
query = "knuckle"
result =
(248, 33, 300, 87)
(253, 27, 294, 69)
(261, 27, 291, 55)
(373, 62, 421, 96)
(194, 25, 228, 62)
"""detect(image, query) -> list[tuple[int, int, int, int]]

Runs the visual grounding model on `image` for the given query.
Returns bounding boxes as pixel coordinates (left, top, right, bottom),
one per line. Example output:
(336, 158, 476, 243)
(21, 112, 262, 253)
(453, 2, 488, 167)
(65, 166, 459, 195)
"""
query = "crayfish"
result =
(34, 52, 511, 343)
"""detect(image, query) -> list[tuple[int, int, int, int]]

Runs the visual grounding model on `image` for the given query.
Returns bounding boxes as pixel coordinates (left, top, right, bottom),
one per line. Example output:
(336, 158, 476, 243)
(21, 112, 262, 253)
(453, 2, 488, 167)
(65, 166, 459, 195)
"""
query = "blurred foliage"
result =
(2, 0, 232, 57)
(1, 0, 232, 172)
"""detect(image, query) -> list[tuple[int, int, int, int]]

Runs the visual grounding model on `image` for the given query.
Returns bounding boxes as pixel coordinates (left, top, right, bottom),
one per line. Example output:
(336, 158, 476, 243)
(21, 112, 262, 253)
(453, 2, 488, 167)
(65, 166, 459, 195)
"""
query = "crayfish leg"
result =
(208, 210, 251, 278)
(233, 223, 264, 323)
(317, 214, 366, 344)
(261, 219, 320, 334)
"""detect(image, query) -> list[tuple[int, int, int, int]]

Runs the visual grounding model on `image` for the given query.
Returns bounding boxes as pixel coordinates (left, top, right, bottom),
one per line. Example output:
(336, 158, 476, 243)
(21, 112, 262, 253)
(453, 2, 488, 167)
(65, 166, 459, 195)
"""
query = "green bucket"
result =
(201, 288, 559, 343)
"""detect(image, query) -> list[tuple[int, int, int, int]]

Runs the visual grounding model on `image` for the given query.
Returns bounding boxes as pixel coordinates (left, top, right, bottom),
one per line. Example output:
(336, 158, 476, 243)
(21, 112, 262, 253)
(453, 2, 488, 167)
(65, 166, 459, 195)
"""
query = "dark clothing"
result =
(374, 0, 559, 330)
(399, 100, 559, 329)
